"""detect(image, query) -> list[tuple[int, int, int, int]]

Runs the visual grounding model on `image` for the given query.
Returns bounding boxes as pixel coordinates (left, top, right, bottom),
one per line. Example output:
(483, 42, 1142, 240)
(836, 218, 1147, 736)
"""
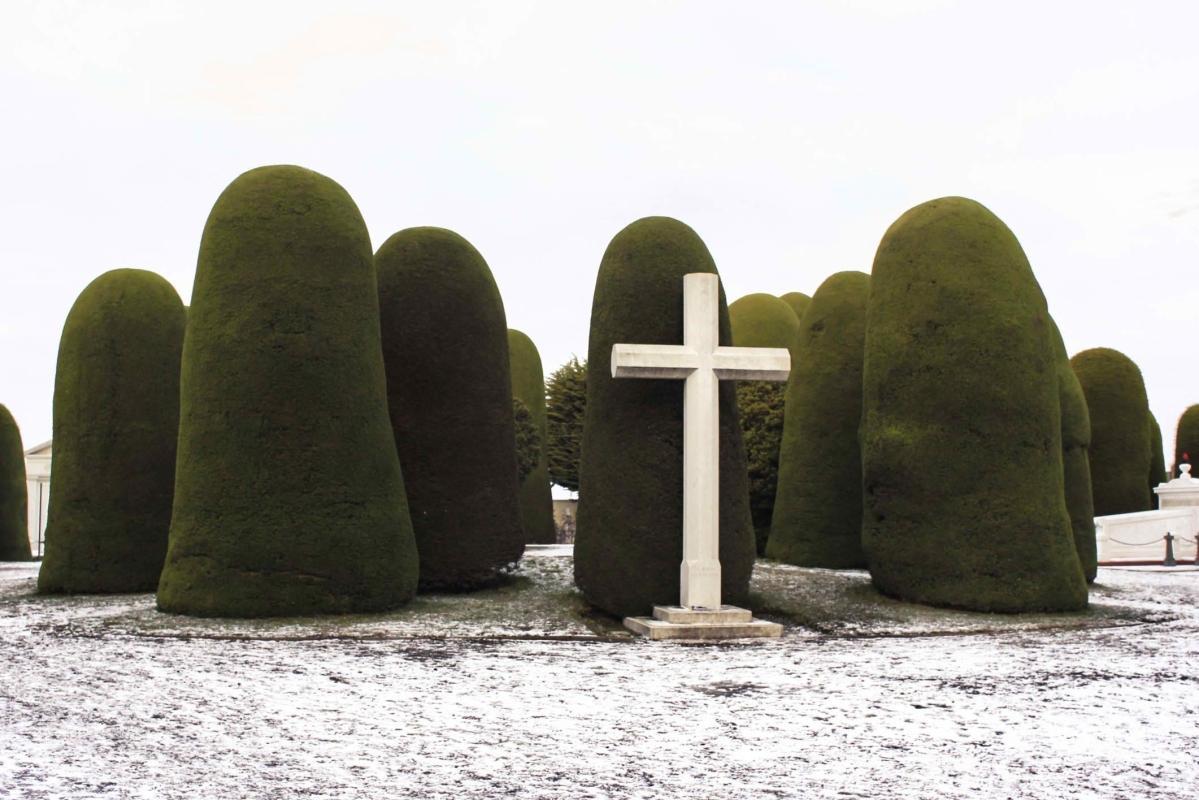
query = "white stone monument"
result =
(1094, 464, 1199, 566)
(611, 273, 788, 639)
(1154, 463, 1199, 509)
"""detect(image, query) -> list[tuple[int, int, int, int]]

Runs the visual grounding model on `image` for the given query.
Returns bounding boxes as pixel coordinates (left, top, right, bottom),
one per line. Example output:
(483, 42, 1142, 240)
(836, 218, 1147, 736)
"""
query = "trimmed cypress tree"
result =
(37, 270, 184, 592)
(575, 217, 756, 618)
(862, 197, 1087, 613)
(1069, 348, 1153, 516)
(728, 293, 800, 554)
(508, 330, 556, 544)
(376, 227, 524, 590)
(1173, 404, 1199, 476)
(157, 165, 418, 616)
(1148, 413, 1166, 500)
(512, 398, 541, 483)
(779, 292, 811, 324)
(0, 404, 30, 562)
(1050, 321, 1097, 583)
(546, 357, 586, 492)
(769, 271, 870, 569)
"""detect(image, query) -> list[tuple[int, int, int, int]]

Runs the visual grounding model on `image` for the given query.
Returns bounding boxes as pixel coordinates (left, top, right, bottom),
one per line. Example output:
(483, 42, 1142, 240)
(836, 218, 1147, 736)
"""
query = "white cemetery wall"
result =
(1094, 507, 1199, 564)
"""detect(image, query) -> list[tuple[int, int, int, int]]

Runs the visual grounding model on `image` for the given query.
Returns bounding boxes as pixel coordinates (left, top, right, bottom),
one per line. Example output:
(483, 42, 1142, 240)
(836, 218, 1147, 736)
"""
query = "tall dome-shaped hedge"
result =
(37, 270, 184, 592)
(0, 404, 30, 561)
(508, 330, 555, 544)
(779, 292, 811, 324)
(1173, 404, 1199, 476)
(1050, 321, 1096, 583)
(1069, 348, 1152, 516)
(377, 227, 524, 590)
(728, 293, 799, 554)
(769, 271, 870, 569)
(861, 197, 1086, 612)
(575, 217, 756, 618)
(157, 165, 418, 617)
(1148, 413, 1166, 500)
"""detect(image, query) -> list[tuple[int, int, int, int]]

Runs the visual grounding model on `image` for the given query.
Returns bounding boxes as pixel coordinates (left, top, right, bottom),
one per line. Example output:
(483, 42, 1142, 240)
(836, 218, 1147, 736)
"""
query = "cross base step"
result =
(623, 605, 783, 640)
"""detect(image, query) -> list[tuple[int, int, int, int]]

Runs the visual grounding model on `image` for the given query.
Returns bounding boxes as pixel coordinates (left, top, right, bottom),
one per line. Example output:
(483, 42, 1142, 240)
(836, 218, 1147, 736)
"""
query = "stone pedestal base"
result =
(623, 605, 783, 640)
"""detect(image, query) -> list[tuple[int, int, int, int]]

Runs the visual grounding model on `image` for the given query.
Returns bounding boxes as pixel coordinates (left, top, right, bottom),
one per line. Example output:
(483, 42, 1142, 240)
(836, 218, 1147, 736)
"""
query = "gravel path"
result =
(1, 560, 1195, 799)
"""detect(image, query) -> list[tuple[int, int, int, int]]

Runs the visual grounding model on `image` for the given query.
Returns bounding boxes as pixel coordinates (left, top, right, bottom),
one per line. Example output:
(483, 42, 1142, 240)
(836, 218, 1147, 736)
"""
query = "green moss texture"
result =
(377, 227, 524, 590)
(1069, 348, 1152, 516)
(1050, 321, 1096, 583)
(769, 271, 871, 568)
(0, 404, 30, 561)
(508, 329, 556, 544)
(157, 165, 418, 617)
(1148, 413, 1165, 500)
(1173, 404, 1199, 476)
(861, 197, 1087, 613)
(38, 269, 184, 592)
(779, 292, 812, 324)
(729, 293, 800, 554)
(575, 217, 756, 618)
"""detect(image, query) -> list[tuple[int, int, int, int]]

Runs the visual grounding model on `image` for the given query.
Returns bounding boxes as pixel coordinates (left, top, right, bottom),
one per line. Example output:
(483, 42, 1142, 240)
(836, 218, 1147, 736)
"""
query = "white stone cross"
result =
(610, 273, 790, 610)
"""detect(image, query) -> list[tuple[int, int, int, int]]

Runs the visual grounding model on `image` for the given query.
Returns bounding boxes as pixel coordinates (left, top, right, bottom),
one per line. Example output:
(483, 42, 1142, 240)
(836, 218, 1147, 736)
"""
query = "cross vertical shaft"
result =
(681, 274, 721, 608)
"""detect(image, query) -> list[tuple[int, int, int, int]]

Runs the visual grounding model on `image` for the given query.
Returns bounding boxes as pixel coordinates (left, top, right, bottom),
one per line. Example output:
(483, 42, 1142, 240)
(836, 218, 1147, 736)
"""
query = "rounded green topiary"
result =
(861, 197, 1087, 613)
(779, 292, 812, 324)
(157, 165, 418, 617)
(769, 271, 871, 569)
(0, 404, 30, 562)
(1173, 404, 1199, 477)
(376, 227, 524, 590)
(37, 270, 184, 592)
(1148, 412, 1165, 500)
(1050, 321, 1096, 583)
(508, 329, 556, 544)
(575, 217, 756, 618)
(729, 293, 800, 554)
(1069, 348, 1152, 516)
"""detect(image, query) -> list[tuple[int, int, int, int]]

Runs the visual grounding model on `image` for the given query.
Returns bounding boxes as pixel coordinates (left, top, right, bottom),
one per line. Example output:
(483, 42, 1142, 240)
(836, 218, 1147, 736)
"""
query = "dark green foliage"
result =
(862, 197, 1087, 613)
(735, 382, 786, 555)
(1070, 348, 1152, 516)
(769, 271, 870, 568)
(1148, 413, 1165, 500)
(508, 330, 555, 543)
(0, 405, 30, 561)
(1173, 404, 1199, 476)
(1050, 322, 1096, 583)
(779, 292, 812, 324)
(157, 165, 418, 616)
(37, 270, 184, 592)
(377, 227, 524, 590)
(545, 357, 586, 492)
(575, 217, 756, 618)
(512, 398, 541, 484)
(728, 293, 800, 554)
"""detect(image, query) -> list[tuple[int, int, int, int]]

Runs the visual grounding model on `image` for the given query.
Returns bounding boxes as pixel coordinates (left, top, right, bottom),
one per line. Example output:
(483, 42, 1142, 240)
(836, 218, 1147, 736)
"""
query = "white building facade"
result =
(24, 440, 50, 558)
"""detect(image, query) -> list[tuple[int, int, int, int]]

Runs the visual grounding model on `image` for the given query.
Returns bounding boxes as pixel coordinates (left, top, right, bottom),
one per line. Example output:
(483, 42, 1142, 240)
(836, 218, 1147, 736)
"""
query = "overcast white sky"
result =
(1, 0, 1196, 458)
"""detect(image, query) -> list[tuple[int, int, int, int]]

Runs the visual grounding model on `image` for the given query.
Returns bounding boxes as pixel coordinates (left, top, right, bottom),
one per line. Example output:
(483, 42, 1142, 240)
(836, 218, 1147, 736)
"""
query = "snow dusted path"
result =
(0, 560, 1196, 799)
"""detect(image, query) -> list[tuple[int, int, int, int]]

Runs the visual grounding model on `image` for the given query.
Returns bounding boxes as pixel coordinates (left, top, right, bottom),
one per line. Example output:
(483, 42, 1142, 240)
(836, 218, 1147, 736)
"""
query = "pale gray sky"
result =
(2, 0, 1196, 458)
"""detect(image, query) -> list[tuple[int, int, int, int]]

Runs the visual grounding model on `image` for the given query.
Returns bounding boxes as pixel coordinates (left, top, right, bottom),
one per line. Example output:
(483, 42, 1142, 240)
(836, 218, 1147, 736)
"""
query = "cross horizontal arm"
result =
(711, 346, 791, 382)
(611, 344, 698, 379)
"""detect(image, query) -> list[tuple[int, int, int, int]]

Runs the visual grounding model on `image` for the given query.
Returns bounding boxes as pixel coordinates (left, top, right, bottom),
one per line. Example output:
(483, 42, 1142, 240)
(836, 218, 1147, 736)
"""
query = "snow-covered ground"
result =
(0, 557, 1195, 799)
